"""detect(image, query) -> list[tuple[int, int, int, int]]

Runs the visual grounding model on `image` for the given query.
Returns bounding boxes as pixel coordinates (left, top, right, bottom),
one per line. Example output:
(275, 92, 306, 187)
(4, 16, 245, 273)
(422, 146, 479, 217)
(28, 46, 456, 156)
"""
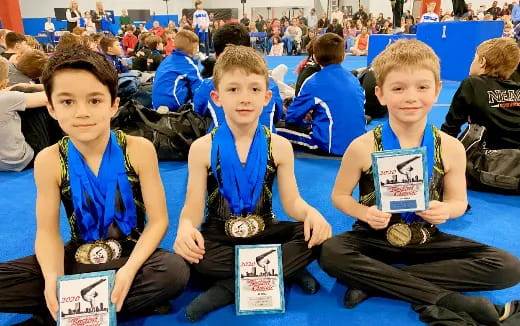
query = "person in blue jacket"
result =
(277, 33, 366, 156)
(152, 30, 202, 111)
(193, 22, 283, 132)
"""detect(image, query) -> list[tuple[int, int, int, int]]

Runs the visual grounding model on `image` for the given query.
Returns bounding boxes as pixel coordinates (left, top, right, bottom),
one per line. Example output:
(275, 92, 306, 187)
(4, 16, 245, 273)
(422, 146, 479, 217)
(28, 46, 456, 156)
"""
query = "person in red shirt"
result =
(122, 25, 138, 56)
(150, 21, 165, 37)
(163, 29, 176, 56)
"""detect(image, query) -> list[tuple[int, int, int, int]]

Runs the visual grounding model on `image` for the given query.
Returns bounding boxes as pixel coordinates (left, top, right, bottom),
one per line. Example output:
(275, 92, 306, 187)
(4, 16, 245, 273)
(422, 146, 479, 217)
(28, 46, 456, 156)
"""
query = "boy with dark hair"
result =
(320, 39, 520, 325)
(174, 45, 331, 321)
(194, 22, 283, 132)
(152, 30, 202, 111)
(0, 45, 190, 324)
(277, 33, 366, 156)
(100, 36, 129, 73)
(1, 32, 27, 61)
(441, 37, 520, 150)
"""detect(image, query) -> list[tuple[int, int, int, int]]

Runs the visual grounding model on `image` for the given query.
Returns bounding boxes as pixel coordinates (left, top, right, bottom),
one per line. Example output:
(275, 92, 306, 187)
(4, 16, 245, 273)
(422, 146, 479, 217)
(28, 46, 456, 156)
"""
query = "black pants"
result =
(320, 230, 520, 305)
(194, 221, 318, 293)
(0, 246, 190, 316)
(452, 0, 466, 17)
(393, 1, 404, 28)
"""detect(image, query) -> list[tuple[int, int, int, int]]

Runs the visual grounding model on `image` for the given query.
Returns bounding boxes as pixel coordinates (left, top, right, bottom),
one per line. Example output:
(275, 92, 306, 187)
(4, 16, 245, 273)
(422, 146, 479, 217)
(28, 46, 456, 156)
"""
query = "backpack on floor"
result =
(111, 100, 210, 161)
(459, 124, 520, 194)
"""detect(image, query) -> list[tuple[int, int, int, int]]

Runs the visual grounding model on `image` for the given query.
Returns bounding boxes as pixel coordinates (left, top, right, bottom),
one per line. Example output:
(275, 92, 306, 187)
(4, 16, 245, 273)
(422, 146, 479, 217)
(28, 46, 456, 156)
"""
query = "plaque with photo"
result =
(235, 244, 285, 315)
(371, 147, 429, 213)
(58, 270, 116, 326)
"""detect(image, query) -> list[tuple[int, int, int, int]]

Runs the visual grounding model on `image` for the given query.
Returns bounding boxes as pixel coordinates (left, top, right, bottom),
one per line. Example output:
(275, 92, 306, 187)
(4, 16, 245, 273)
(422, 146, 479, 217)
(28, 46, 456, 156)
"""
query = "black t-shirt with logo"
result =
(441, 75, 520, 149)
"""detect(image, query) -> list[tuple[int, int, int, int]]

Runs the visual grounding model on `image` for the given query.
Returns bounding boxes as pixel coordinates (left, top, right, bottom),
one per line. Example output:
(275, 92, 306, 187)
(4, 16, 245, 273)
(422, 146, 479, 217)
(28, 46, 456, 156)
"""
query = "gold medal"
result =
(105, 239, 122, 260)
(75, 241, 113, 264)
(386, 223, 412, 247)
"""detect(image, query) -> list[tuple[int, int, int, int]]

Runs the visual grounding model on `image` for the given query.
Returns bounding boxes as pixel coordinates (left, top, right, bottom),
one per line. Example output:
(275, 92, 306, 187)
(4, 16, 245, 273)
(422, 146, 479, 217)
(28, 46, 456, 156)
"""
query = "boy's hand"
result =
(44, 278, 59, 321)
(304, 209, 332, 248)
(173, 224, 205, 264)
(416, 200, 450, 225)
(111, 265, 137, 312)
(365, 205, 392, 230)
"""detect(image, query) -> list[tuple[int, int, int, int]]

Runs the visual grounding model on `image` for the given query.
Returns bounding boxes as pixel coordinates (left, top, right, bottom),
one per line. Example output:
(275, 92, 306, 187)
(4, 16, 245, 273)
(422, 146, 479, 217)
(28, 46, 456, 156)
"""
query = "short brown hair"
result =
(16, 50, 49, 79)
(213, 45, 268, 90)
(174, 29, 199, 54)
(476, 38, 520, 79)
(100, 36, 118, 53)
(56, 33, 81, 51)
(194, 0, 202, 7)
(313, 33, 344, 66)
(145, 35, 163, 50)
(5, 32, 25, 49)
(0, 57, 8, 82)
(42, 44, 118, 105)
(372, 39, 440, 87)
(72, 27, 86, 36)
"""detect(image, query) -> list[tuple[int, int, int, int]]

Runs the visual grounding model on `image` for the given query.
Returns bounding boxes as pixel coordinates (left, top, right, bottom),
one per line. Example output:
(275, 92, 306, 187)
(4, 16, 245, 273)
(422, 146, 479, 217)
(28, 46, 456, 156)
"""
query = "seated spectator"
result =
(1, 32, 28, 61)
(122, 25, 138, 55)
(277, 33, 365, 156)
(163, 29, 176, 55)
(357, 67, 387, 121)
(100, 36, 129, 73)
(269, 36, 283, 56)
(132, 33, 153, 71)
(294, 39, 320, 96)
(167, 20, 178, 32)
(343, 21, 357, 52)
(194, 23, 282, 132)
(404, 17, 417, 34)
(326, 19, 343, 38)
(301, 29, 317, 54)
(8, 49, 48, 86)
(351, 26, 369, 56)
(152, 30, 202, 111)
(421, 2, 440, 22)
(283, 18, 303, 55)
(150, 20, 165, 37)
(143, 35, 164, 71)
(0, 57, 55, 172)
(441, 37, 520, 149)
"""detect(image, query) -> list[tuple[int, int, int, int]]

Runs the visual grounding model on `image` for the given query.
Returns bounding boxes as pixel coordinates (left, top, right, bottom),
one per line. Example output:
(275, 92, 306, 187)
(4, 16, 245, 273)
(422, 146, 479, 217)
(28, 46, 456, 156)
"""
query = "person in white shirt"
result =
(331, 7, 344, 25)
(44, 17, 55, 46)
(308, 8, 318, 29)
(193, 0, 210, 55)
(420, 2, 440, 22)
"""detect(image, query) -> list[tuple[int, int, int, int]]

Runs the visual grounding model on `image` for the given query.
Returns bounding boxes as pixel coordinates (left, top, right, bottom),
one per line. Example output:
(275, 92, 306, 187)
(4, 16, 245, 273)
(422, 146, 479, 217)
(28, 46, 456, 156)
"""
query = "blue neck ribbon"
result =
(381, 121, 434, 223)
(210, 124, 268, 215)
(68, 131, 137, 242)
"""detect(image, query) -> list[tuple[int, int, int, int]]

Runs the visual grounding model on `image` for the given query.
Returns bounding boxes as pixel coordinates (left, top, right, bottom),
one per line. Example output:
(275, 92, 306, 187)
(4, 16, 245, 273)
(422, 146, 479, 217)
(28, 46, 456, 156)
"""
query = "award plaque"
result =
(371, 147, 429, 213)
(58, 270, 116, 326)
(235, 244, 285, 315)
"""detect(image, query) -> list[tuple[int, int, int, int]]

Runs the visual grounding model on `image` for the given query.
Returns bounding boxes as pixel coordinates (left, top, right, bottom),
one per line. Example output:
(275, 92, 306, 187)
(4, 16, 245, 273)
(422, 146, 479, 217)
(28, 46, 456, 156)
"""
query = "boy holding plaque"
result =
(0, 45, 190, 325)
(320, 40, 520, 325)
(174, 45, 331, 321)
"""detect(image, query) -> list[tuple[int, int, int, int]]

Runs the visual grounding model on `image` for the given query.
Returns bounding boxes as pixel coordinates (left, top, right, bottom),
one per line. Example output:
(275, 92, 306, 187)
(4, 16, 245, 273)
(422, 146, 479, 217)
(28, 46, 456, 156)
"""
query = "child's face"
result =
(47, 69, 119, 143)
(108, 41, 123, 56)
(375, 67, 441, 124)
(157, 42, 164, 51)
(469, 53, 486, 76)
(210, 68, 272, 127)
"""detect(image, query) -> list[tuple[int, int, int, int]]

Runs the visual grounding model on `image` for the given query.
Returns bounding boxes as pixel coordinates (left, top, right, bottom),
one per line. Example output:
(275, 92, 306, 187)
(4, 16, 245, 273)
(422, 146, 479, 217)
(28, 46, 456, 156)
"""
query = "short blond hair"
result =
(174, 29, 199, 54)
(17, 49, 49, 79)
(213, 45, 268, 90)
(476, 38, 520, 79)
(0, 57, 8, 83)
(372, 39, 440, 87)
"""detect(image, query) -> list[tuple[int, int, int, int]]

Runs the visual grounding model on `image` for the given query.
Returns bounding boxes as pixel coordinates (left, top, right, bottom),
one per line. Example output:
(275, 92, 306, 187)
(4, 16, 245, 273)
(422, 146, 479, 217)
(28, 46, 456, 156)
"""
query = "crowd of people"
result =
(0, 0, 519, 325)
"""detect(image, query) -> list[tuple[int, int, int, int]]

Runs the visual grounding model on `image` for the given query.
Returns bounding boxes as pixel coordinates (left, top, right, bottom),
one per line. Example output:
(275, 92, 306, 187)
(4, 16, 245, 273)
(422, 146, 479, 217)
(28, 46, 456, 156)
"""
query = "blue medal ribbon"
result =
(210, 124, 268, 215)
(381, 121, 434, 223)
(68, 131, 137, 242)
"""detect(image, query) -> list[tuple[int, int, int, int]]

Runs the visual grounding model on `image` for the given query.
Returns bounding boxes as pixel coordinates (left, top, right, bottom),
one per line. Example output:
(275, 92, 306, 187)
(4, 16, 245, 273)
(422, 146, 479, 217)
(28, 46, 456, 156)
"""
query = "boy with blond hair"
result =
(0, 45, 189, 324)
(320, 39, 520, 324)
(174, 45, 331, 321)
(442, 37, 520, 150)
(152, 29, 202, 111)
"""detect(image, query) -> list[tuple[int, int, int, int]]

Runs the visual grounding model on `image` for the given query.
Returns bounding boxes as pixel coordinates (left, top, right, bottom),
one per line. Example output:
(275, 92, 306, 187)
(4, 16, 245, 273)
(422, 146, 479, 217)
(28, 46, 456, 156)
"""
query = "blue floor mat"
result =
(0, 56, 517, 326)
